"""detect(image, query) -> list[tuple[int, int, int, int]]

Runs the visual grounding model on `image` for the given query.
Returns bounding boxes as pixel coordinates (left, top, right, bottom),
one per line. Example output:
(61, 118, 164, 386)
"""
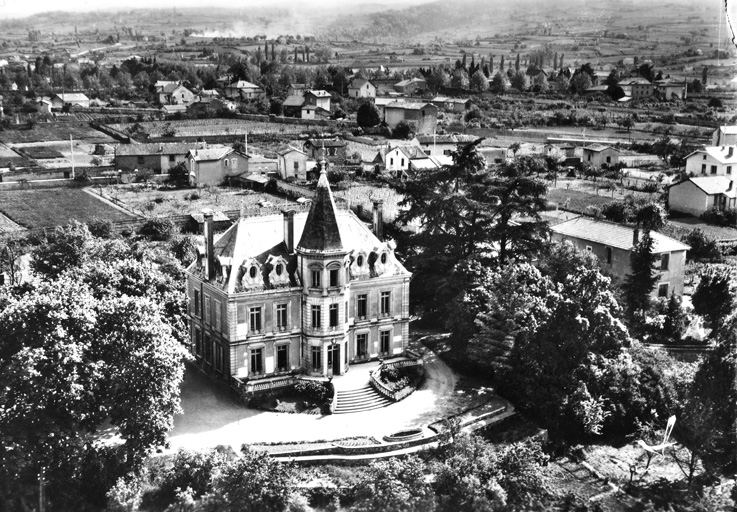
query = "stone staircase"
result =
(333, 385, 393, 414)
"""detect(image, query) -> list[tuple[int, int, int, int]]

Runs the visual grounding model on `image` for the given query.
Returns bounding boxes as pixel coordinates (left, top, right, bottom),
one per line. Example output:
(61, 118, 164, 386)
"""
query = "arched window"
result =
(249, 266, 257, 278)
(357, 255, 364, 267)
(380, 253, 388, 264)
(276, 263, 283, 276)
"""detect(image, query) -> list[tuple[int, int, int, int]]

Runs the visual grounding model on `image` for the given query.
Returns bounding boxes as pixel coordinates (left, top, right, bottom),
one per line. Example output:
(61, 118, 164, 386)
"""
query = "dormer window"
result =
(249, 266, 257, 279)
(357, 255, 364, 267)
(380, 253, 388, 264)
(276, 263, 283, 276)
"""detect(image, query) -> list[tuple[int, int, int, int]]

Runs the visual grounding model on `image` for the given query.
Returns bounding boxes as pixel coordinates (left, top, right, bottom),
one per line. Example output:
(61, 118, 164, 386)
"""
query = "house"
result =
(685, 145, 737, 176)
(50, 93, 90, 109)
(287, 84, 310, 97)
(412, 133, 477, 157)
(159, 83, 197, 105)
(186, 146, 250, 185)
(277, 147, 308, 180)
(35, 98, 53, 114)
(115, 142, 206, 174)
(301, 105, 331, 120)
(583, 144, 619, 168)
(374, 97, 396, 118)
(393, 77, 427, 95)
(304, 139, 347, 165)
(655, 79, 687, 100)
(303, 90, 331, 111)
(620, 78, 654, 99)
(384, 145, 429, 174)
(161, 104, 188, 115)
(347, 79, 376, 98)
(154, 80, 180, 93)
(245, 153, 279, 175)
(187, 98, 237, 116)
(712, 126, 737, 146)
(384, 101, 438, 135)
(668, 176, 737, 217)
(282, 95, 306, 117)
(223, 80, 264, 100)
(185, 167, 411, 382)
(551, 216, 690, 297)
(479, 146, 510, 165)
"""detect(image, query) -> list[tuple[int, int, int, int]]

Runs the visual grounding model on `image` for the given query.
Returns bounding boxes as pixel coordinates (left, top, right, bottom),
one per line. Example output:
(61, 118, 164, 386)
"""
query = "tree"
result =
(510, 71, 528, 91)
(201, 446, 296, 512)
(168, 161, 189, 185)
(352, 457, 436, 512)
(569, 73, 591, 94)
(31, 220, 95, 278)
(450, 69, 469, 89)
(555, 74, 569, 93)
(692, 265, 737, 330)
(357, 101, 382, 128)
(682, 228, 722, 262)
(489, 70, 508, 94)
(0, 237, 27, 287)
(426, 66, 450, 91)
(623, 230, 658, 318)
(661, 292, 688, 343)
(394, 120, 414, 139)
(470, 69, 488, 92)
(620, 116, 635, 133)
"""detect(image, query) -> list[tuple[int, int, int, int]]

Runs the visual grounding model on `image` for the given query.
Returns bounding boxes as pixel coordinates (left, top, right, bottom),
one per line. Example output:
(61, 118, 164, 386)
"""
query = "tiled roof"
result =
(386, 101, 434, 110)
(306, 90, 331, 97)
(116, 142, 205, 156)
(283, 96, 306, 107)
(53, 93, 89, 102)
(552, 217, 690, 253)
(276, 146, 306, 156)
(584, 144, 618, 152)
(297, 170, 343, 252)
(306, 138, 346, 148)
(687, 146, 737, 165)
(187, 146, 233, 161)
(349, 78, 372, 89)
(717, 126, 737, 135)
(677, 176, 737, 197)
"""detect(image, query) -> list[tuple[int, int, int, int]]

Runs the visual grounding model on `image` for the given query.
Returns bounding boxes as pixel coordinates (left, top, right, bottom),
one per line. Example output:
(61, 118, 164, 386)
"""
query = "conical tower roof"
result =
(297, 169, 343, 252)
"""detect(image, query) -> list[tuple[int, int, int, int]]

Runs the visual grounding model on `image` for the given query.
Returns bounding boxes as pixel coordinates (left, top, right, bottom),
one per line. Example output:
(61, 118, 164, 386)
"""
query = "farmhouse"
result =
(620, 78, 654, 99)
(668, 176, 737, 217)
(583, 144, 619, 168)
(551, 216, 690, 297)
(277, 146, 308, 181)
(301, 105, 331, 120)
(223, 80, 264, 100)
(712, 126, 737, 146)
(347, 78, 376, 98)
(186, 146, 249, 185)
(158, 83, 197, 105)
(655, 79, 687, 100)
(115, 142, 206, 173)
(685, 145, 737, 176)
(303, 90, 331, 111)
(384, 101, 438, 135)
(393, 77, 427, 95)
(50, 93, 90, 109)
(412, 133, 477, 157)
(185, 166, 411, 382)
(384, 144, 431, 175)
(287, 84, 310, 97)
(282, 95, 307, 117)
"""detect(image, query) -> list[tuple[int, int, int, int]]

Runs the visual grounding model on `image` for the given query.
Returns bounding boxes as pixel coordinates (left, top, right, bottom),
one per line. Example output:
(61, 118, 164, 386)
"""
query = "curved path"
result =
(168, 345, 499, 452)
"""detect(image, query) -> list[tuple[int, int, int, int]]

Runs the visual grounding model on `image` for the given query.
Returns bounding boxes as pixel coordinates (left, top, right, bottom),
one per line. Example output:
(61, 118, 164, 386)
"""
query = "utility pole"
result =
(70, 134, 75, 179)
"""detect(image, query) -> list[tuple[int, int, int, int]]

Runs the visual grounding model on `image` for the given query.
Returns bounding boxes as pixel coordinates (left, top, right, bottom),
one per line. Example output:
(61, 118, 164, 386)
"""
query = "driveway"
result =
(168, 344, 500, 452)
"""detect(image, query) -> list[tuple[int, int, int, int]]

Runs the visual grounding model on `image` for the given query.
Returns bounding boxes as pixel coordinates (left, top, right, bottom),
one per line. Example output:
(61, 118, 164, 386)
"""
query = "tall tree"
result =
(623, 229, 658, 318)
(692, 265, 737, 330)
(515, 53, 521, 72)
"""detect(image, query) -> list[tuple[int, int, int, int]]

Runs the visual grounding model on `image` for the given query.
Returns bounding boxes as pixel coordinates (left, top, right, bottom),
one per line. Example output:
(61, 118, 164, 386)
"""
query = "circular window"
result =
(380, 253, 388, 264)
(357, 255, 364, 267)
(276, 263, 283, 276)
(249, 266, 257, 278)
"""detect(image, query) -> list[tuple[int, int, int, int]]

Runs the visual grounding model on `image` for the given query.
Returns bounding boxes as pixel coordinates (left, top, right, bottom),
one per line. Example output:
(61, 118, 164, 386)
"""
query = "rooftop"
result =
(187, 146, 233, 161)
(584, 144, 618, 153)
(687, 145, 737, 165)
(675, 176, 737, 197)
(552, 216, 690, 253)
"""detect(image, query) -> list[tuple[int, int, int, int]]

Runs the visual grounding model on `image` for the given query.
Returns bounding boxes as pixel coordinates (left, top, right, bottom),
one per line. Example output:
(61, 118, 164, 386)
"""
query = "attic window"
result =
(380, 253, 388, 264)
(357, 255, 364, 267)
(249, 266, 257, 278)
(276, 263, 283, 276)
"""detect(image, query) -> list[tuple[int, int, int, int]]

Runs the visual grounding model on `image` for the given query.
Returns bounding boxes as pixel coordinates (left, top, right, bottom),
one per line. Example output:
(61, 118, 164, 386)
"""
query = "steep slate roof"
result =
(116, 142, 205, 156)
(297, 169, 343, 252)
(552, 217, 690, 253)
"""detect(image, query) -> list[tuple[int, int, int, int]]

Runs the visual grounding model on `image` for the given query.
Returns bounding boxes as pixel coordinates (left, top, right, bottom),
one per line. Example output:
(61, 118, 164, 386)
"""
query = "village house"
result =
(287, 84, 310, 97)
(551, 216, 690, 297)
(303, 90, 331, 111)
(620, 78, 654, 99)
(301, 105, 331, 121)
(347, 78, 376, 98)
(223, 80, 264, 100)
(384, 101, 438, 135)
(186, 146, 249, 185)
(384, 144, 432, 175)
(685, 145, 737, 176)
(50, 92, 90, 109)
(655, 79, 688, 100)
(304, 139, 347, 165)
(158, 83, 197, 105)
(583, 144, 619, 168)
(393, 77, 427, 95)
(154, 80, 180, 93)
(712, 126, 737, 146)
(115, 142, 206, 173)
(668, 176, 737, 217)
(185, 165, 411, 382)
(277, 146, 308, 181)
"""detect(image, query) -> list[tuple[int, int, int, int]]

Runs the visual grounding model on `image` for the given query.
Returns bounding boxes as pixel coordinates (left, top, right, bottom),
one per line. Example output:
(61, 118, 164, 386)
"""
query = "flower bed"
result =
(245, 379, 334, 415)
(371, 362, 425, 401)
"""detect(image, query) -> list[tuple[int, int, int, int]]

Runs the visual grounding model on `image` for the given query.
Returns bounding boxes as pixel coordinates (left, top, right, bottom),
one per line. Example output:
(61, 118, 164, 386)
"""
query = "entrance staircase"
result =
(333, 385, 392, 414)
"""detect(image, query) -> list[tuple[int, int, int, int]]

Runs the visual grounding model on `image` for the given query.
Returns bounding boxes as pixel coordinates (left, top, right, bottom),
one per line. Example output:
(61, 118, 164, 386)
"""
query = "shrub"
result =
(87, 218, 115, 239)
(294, 380, 331, 405)
(169, 235, 198, 266)
(141, 218, 176, 241)
(682, 228, 722, 262)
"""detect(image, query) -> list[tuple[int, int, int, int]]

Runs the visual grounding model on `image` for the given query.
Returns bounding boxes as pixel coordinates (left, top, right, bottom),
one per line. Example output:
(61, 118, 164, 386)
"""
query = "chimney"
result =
(728, 180, 733, 192)
(372, 200, 384, 240)
(282, 209, 295, 252)
(202, 209, 215, 280)
(633, 227, 639, 247)
(729, 146, 734, 158)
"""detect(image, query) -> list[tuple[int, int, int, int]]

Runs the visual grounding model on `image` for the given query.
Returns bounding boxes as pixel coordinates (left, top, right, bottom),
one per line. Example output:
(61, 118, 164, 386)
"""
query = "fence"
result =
(369, 357, 425, 402)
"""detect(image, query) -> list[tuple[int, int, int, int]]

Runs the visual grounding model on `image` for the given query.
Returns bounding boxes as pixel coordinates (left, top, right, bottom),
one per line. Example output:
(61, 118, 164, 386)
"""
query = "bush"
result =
(169, 235, 198, 266)
(141, 218, 176, 241)
(702, 207, 737, 227)
(393, 120, 414, 140)
(682, 228, 722, 262)
(294, 380, 332, 406)
(87, 218, 115, 239)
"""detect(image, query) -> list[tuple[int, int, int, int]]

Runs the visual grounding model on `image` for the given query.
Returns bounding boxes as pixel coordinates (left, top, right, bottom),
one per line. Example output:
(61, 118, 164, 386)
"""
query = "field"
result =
(334, 183, 404, 223)
(0, 122, 115, 144)
(99, 184, 298, 218)
(0, 188, 134, 229)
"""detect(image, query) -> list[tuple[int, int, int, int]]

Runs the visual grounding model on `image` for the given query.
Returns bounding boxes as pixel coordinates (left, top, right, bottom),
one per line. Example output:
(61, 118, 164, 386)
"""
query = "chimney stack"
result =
(372, 200, 384, 240)
(282, 209, 295, 252)
(203, 209, 215, 280)
(633, 227, 640, 247)
(729, 146, 734, 158)
(729, 180, 733, 192)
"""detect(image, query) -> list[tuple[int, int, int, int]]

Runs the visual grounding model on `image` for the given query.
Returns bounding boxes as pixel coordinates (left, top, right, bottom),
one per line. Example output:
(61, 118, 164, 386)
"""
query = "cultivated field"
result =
(99, 184, 298, 218)
(0, 188, 134, 229)
(0, 122, 116, 144)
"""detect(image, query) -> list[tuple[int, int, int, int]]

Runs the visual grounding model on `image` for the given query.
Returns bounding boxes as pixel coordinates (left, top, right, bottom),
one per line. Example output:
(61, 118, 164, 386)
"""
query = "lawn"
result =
(0, 188, 134, 229)
(546, 187, 620, 215)
(101, 184, 298, 218)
